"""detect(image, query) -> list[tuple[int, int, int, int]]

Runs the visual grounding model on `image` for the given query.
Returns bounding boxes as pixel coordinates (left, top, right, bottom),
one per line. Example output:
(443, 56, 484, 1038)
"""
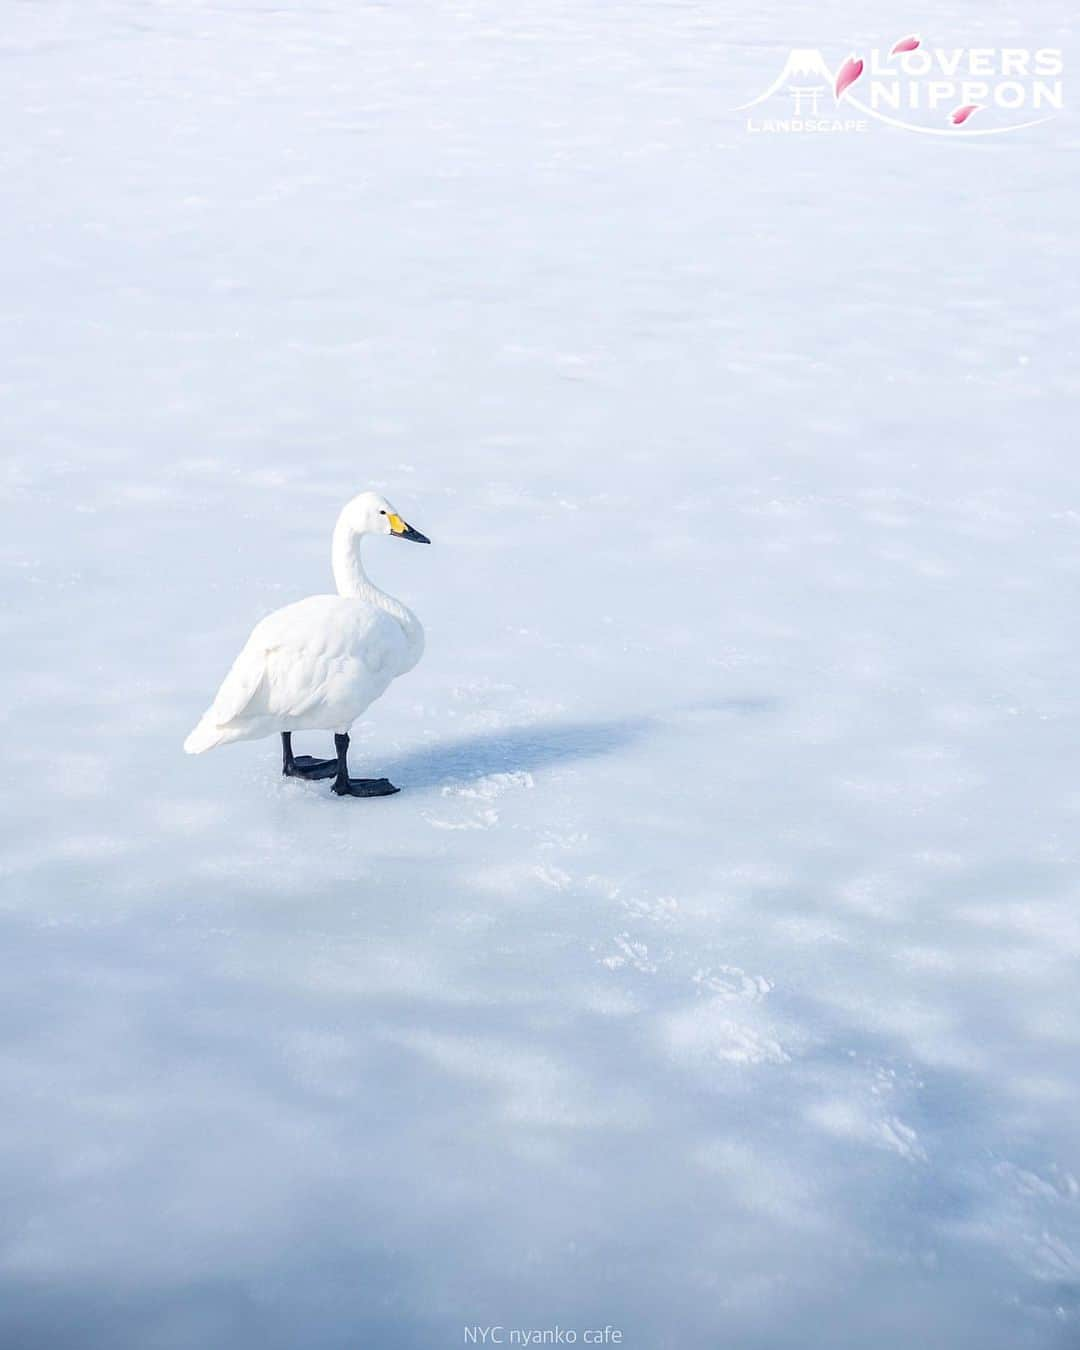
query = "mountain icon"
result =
(734, 49, 836, 110)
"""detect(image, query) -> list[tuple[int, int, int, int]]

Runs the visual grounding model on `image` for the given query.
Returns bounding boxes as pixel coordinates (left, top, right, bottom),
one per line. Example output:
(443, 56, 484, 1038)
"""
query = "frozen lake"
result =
(2, 2, 1079, 1346)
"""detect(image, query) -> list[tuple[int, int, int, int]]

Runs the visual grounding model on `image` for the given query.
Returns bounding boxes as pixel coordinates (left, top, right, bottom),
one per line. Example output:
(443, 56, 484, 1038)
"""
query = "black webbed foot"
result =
(281, 732, 339, 781)
(325, 734, 400, 797)
(284, 756, 339, 780)
(332, 777, 400, 798)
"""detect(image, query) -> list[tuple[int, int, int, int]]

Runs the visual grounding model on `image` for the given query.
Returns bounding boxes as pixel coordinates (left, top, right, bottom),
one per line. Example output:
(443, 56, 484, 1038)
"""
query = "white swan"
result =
(184, 491, 429, 796)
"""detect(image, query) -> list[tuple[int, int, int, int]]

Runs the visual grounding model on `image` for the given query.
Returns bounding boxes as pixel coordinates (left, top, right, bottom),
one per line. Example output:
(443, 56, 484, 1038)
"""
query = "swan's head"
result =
(340, 491, 430, 544)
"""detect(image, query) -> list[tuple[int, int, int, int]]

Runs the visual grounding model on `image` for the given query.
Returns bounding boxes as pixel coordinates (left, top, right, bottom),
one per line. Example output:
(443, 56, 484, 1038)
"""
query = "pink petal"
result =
(951, 103, 982, 125)
(834, 56, 864, 101)
(890, 35, 920, 55)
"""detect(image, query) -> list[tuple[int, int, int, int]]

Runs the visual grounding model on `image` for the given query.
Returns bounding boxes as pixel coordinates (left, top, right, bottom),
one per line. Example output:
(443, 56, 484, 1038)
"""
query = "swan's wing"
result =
(189, 598, 410, 749)
(194, 603, 322, 731)
(257, 601, 408, 720)
(356, 610, 410, 678)
(202, 638, 270, 726)
(184, 625, 274, 751)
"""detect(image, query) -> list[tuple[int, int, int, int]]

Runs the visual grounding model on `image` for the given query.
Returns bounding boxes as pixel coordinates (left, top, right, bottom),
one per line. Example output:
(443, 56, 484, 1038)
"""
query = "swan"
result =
(184, 491, 429, 796)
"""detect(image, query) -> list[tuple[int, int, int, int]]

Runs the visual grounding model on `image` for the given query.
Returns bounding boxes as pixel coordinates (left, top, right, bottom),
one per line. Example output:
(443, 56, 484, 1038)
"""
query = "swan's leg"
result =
(281, 731, 338, 780)
(331, 732, 399, 797)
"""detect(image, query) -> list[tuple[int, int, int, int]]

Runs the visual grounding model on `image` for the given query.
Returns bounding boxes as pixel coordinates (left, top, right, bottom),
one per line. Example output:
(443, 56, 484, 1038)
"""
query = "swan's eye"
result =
(379, 510, 386, 515)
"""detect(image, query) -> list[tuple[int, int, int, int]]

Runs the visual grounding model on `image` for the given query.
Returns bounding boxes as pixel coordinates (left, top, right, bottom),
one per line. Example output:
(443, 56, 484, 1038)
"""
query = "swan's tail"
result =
(185, 645, 267, 754)
(184, 715, 237, 755)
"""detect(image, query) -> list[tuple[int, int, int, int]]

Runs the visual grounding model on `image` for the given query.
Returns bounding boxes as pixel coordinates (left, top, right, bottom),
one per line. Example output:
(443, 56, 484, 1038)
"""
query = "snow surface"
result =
(2, 2, 1079, 1347)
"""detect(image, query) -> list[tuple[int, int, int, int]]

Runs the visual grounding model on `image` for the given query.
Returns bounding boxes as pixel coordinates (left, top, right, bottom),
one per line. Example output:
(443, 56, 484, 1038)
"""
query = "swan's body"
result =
(183, 594, 422, 752)
(184, 491, 429, 795)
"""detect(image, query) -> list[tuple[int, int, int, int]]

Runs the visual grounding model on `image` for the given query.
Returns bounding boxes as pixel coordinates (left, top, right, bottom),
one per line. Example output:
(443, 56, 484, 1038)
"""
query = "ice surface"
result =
(2, 1, 1079, 1346)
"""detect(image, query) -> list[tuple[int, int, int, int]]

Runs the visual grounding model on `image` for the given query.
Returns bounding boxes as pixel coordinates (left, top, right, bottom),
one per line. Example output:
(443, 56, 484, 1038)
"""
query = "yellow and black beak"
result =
(387, 513, 430, 544)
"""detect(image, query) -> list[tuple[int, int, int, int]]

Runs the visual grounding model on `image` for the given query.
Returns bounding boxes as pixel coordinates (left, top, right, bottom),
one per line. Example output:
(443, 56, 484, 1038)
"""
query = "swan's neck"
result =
(332, 523, 421, 644)
(332, 521, 378, 600)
